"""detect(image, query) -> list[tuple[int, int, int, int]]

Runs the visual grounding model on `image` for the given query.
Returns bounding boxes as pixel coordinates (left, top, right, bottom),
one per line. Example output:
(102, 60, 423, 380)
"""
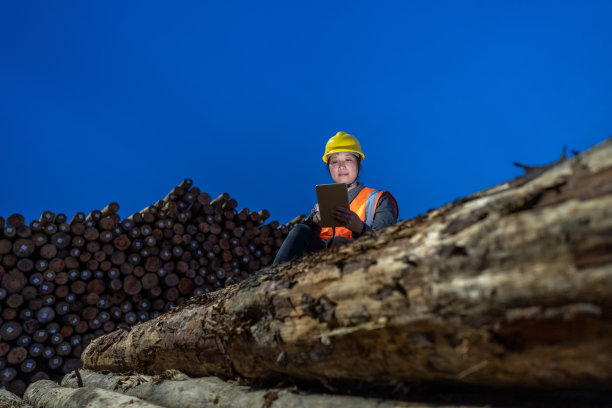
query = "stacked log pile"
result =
(0, 179, 303, 395)
(70, 138, 612, 407)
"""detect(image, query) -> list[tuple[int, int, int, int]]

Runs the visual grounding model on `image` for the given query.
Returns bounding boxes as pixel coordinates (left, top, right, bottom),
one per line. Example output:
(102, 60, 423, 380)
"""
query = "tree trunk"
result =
(60, 369, 464, 408)
(23, 380, 162, 408)
(81, 139, 612, 390)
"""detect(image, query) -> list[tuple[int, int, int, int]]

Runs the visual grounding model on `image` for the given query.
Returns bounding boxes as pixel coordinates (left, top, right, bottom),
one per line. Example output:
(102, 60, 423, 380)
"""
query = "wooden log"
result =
(39, 282, 55, 296)
(98, 216, 116, 231)
(128, 212, 144, 225)
(30, 220, 42, 233)
(144, 256, 161, 273)
(50, 232, 71, 249)
(195, 192, 211, 207)
(123, 276, 142, 296)
(85, 209, 102, 223)
(21, 358, 37, 374)
(57, 222, 70, 234)
(0, 367, 17, 382)
(39, 243, 58, 260)
(110, 250, 126, 266)
(101, 202, 120, 217)
(82, 139, 612, 390)
(6, 214, 25, 229)
(48, 258, 65, 273)
(30, 371, 49, 382)
(12, 239, 35, 258)
(0, 344, 11, 360)
(61, 369, 445, 408)
(16, 225, 32, 239)
(2, 269, 27, 293)
(16, 334, 32, 348)
(48, 355, 64, 369)
(2, 227, 17, 243)
(6, 346, 27, 365)
(83, 227, 99, 242)
(27, 344, 43, 358)
(0, 321, 22, 341)
(55, 213, 68, 224)
(40, 211, 56, 224)
(5, 380, 26, 398)
(69, 212, 85, 225)
(210, 193, 229, 209)
(178, 178, 193, 191)
(16, 258, 34, 273)
(70, 222, 85, 236)
(0, 389, 34, 408)
(222, 198, 238, 211)
(6, 293, 23, 308)
(0, 239, 12, 255)
(37, 307, 55, 324)
(43, 222, 58, 235)
(23, 380, 162, 408)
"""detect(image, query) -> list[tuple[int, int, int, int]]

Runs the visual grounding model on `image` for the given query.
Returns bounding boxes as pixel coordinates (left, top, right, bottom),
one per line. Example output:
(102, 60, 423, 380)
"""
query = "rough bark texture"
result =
(0, 389, 33, 408)
(61, 369, 472, 408)
(23, 379, 162, 408)
(82, 139, 612, 390)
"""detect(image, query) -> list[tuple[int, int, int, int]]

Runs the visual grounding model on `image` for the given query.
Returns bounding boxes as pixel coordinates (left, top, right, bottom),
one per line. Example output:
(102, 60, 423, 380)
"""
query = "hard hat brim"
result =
(322, 150, 365, 163)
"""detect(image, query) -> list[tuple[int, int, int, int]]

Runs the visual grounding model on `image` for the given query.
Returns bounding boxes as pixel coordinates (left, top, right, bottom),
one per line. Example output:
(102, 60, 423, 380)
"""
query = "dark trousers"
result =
(273, 224, 326, 265)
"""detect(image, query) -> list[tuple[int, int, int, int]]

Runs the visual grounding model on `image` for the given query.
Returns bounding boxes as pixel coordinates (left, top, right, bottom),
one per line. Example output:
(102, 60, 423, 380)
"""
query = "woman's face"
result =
(328, 152, 359, 185)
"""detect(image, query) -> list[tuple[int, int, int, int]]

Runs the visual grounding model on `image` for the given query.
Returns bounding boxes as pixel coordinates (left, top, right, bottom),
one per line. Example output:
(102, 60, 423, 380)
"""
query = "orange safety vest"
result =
(317, 187, 397, 241)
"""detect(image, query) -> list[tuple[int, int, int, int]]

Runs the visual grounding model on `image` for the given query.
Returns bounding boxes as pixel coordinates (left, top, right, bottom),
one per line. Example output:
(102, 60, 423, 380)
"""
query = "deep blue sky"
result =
(1, 1, 611, 225)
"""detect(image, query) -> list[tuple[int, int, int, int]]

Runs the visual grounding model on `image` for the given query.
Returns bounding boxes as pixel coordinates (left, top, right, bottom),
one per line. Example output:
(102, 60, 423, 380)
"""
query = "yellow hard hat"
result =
(322, 131, 365, 163)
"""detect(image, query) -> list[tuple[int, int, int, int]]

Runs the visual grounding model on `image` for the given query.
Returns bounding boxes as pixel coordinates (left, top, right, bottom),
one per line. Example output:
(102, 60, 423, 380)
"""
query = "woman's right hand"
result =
(303, 211, 322, 233)
(312, 211, 321, 226)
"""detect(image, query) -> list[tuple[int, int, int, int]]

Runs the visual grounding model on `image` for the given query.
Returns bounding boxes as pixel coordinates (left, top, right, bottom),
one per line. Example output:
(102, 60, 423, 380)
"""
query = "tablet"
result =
(316, 183, 349, 227)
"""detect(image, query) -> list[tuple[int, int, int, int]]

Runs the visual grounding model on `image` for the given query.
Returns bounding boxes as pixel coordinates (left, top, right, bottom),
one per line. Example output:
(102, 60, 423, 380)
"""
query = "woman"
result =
(273, 131, 398, 264)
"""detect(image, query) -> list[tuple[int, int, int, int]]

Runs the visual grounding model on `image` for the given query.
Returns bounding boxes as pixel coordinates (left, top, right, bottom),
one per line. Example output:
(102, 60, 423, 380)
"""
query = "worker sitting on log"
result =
(273, 131, 398, 264)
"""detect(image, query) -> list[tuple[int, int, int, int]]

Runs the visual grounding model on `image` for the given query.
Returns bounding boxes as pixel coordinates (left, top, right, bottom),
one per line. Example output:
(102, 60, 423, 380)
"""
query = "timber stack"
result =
(0, 180, 304, 396)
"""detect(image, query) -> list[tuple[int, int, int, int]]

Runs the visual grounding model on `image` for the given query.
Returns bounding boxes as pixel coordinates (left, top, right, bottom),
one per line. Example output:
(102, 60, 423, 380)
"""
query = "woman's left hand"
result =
(331, 206, 365, 234)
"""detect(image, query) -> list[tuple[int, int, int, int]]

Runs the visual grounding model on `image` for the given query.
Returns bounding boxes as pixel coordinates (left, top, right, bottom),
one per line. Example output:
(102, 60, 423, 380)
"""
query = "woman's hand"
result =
(312, 211, 321, 226)
(303, 211, 322, 233)
(331, 206, 364, 234)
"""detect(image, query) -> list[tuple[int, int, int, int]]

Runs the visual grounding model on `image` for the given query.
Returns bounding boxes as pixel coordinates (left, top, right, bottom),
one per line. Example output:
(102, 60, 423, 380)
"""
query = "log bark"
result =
(0, 389, 33, 408)
(23, 380, 162, 408)
(82, 138, 612, 390)
(61, 369, 466, 408)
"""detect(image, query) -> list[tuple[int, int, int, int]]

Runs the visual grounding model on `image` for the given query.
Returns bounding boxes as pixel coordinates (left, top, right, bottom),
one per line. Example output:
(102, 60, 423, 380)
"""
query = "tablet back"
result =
(316, 183, 349, 227)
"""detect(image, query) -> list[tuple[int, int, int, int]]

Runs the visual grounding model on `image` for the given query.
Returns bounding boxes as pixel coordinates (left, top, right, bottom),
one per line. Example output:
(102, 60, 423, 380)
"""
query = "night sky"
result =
(1, 1, 610, 225)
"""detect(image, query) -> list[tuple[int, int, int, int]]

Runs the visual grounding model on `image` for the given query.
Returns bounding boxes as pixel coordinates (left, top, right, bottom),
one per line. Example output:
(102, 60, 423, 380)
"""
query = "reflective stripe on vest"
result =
(318, 187, 382, 241)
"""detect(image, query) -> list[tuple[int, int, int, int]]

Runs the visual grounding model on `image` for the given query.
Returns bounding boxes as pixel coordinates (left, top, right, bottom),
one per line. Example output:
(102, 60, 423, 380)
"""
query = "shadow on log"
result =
(81, 140, 612, 394)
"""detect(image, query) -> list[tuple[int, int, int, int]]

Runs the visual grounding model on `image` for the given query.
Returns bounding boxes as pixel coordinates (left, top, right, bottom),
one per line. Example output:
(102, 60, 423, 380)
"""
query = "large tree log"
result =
(61, 369, 470, 408)
(23, 380, 162, 408)
(82, 139, 612, 390)
(0, 389, 33, 408)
